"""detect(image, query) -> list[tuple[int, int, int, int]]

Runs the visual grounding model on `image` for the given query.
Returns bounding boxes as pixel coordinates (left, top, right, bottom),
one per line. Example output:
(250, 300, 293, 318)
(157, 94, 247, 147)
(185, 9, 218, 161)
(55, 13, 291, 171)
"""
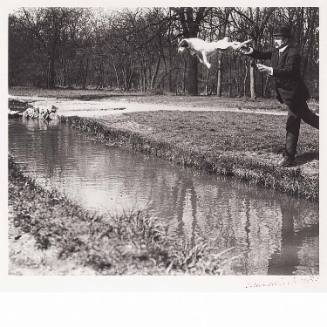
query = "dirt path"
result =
(9, 95, 290, 117)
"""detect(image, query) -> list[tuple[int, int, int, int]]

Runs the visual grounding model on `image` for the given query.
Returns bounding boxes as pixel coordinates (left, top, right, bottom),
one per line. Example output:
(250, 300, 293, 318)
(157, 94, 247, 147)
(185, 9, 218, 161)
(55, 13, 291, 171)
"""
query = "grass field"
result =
(120, 110, 318, 155)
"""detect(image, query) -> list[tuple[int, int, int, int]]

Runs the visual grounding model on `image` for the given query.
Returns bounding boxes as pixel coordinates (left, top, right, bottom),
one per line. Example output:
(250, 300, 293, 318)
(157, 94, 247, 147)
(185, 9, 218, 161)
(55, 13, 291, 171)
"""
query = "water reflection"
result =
(22, 116, 60, 131)
(268, 198, 319, 275)
(8, 119, 319, 275)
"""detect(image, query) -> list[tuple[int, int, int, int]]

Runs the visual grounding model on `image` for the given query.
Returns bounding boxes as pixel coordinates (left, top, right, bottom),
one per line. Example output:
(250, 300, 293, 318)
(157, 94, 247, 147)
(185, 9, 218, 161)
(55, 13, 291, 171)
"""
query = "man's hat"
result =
(273, 25, 292, 38)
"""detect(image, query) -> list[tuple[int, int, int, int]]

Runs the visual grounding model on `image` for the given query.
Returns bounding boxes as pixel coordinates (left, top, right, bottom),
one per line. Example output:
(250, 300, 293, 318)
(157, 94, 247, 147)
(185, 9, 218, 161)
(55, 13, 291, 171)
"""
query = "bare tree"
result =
(9, 7, 318, 98)
(230, 7, 275, 98)
(173, 7, 211, 95)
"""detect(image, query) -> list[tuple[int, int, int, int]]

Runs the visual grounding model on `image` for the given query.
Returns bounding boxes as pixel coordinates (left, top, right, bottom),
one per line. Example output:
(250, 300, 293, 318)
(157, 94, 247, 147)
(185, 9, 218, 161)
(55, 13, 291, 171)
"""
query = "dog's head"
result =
(177, 39, 189, 53)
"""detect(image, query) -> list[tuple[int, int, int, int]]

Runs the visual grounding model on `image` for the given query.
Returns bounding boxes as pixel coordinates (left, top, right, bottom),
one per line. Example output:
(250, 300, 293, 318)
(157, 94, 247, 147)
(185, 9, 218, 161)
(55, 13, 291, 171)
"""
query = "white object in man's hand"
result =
(256, 63, 273, 75)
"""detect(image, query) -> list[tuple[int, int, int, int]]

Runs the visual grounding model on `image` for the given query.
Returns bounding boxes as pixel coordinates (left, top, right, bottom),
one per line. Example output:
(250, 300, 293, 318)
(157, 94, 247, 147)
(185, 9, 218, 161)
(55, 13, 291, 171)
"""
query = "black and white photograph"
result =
(2, 2, 324, 289)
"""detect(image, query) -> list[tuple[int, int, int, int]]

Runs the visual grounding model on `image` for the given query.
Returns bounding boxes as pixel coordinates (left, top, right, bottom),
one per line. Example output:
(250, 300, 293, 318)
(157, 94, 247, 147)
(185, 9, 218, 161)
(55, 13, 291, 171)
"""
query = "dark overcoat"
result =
(251, 46, 310, 105)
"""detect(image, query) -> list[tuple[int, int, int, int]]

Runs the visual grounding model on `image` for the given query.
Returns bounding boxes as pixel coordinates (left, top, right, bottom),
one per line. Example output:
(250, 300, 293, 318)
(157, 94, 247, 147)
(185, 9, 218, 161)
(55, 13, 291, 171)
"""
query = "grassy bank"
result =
(9, 156, 236, 275)
(62, 111, 319, 201)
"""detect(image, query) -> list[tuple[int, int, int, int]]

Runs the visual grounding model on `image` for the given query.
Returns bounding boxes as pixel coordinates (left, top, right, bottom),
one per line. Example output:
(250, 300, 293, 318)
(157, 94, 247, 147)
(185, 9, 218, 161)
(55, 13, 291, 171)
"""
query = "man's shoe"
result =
(278, 157, 295, 167)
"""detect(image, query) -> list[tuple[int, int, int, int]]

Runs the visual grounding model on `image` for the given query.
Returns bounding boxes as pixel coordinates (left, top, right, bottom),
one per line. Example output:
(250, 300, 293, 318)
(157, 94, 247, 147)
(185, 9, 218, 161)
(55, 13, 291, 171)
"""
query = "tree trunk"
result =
(64, 59, 72, 88)
(236, 57, 241, 96)
(302, 26, 315, 76)
(143, 68, 147, 91)
(112, 62, 120, 89)
(127, 69, 133, 91)
(204, 69, 210, 95)
(168, 45, 173, 92)
(182, 58, 187, 95)
(82, 58, 89, 90)
(243, 59, 248, 97)
(151, 57, 161, 89)
(147, 64, 152, 90)
(97, 59, 104, 89)
(216, 53, 223, 96)
(47, 21, 59, 89)
(216, 9, 230, 96)
(228, 54, 232, 97)
(139, 72, 142, 92)
(121, 67, 127, 91)
(186, 55, 198, 95)
(173, 7, 207, 95)
(47, 57, 56, 89)
(250, 58, 256, 99)
(168, 8, 173, 93)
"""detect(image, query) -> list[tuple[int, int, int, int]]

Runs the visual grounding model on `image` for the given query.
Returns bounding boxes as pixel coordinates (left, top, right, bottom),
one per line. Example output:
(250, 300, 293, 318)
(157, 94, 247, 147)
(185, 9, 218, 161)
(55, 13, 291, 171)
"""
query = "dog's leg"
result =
(201, 51, 211, 69)
(196, 53, 204, 64)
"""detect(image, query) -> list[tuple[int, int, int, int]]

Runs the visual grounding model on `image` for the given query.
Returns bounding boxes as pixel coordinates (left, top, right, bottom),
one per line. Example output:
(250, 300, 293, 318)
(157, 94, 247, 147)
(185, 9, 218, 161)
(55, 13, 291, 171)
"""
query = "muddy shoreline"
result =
(61, 115, 318, 202)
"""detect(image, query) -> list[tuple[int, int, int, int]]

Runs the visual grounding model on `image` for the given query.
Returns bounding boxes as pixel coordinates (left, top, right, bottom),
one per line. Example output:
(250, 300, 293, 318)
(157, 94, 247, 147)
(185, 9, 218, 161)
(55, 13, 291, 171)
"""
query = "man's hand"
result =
(256, 63, 273, 75)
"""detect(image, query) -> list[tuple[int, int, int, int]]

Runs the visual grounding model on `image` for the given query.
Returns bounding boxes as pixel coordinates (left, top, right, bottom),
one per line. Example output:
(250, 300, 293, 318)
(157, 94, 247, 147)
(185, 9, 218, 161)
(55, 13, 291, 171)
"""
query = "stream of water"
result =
(9, 118, 319, 275)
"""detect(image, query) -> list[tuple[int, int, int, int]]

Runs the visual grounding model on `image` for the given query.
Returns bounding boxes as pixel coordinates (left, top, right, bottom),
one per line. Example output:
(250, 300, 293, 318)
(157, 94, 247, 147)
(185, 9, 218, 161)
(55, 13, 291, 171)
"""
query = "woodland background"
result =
(8, 7, 319, 99)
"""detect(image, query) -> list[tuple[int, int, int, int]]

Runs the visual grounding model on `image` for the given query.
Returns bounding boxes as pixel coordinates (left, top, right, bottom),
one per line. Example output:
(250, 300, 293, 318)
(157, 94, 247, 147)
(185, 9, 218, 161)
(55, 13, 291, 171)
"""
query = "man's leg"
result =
(299, 101, 319, 129)
(281, 99, 318, 166)
(285, 108, 301, 160)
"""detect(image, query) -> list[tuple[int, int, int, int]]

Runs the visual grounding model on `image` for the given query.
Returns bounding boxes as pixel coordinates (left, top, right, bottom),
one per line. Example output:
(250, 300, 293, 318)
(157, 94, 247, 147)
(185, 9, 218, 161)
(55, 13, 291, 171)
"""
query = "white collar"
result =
(279, 45, 289, 53)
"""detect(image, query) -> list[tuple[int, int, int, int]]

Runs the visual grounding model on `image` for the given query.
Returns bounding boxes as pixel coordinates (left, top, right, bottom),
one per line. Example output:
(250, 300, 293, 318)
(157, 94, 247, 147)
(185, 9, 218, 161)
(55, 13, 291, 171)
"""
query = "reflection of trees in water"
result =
(183, 179, 318, 275)
(172, 175, 201, 246)
(129, 158, 177, 213)
(10, 121, 319, 275)
(193, 182, 236, 250)
(296, 235, 319, 274)
(41, 124, 83, 178)
(243, 198, 251, 275)
(268, 198, 319, 275)
(149, 168, 318, 275)
(11, 120, 61, 177)
(240, 197, 283, 275)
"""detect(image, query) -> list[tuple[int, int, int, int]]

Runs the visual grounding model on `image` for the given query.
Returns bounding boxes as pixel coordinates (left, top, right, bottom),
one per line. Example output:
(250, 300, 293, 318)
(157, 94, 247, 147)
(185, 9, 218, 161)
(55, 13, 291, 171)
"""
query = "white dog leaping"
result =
(178, 37, 252, 69)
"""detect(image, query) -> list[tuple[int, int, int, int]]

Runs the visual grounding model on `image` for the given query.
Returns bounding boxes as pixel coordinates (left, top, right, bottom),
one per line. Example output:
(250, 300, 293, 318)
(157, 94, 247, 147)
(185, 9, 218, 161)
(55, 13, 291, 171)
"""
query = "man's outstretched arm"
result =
(238, 46, 272, 60)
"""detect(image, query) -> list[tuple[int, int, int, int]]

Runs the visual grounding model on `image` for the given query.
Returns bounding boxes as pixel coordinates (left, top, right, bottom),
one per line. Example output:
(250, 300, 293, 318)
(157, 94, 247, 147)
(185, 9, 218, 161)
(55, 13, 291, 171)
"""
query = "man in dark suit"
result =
(239, 25, 319, 166)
